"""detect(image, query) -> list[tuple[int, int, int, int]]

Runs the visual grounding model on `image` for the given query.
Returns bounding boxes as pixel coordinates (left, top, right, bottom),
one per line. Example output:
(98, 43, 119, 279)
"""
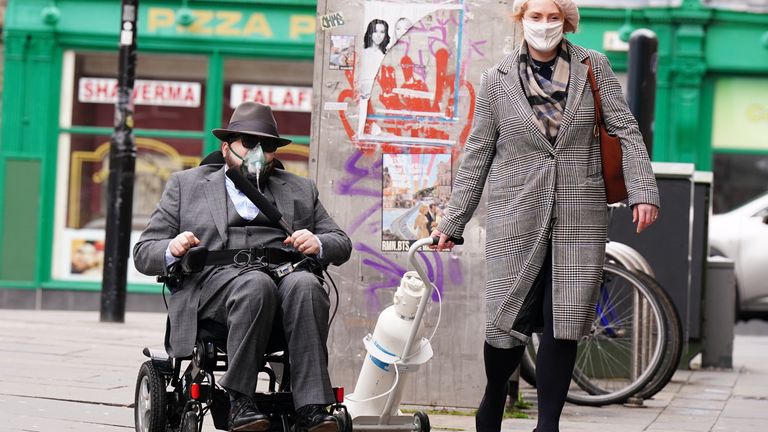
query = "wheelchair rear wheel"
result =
(135, 361, 168, 432)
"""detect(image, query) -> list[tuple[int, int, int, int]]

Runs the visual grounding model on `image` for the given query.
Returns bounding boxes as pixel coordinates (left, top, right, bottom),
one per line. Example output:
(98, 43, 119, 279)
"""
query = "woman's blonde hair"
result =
(512, 0, 580, 33)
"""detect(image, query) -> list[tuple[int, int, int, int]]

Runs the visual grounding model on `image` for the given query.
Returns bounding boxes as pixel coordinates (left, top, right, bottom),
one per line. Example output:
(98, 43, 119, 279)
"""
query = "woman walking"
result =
(432, 1, 660, 431)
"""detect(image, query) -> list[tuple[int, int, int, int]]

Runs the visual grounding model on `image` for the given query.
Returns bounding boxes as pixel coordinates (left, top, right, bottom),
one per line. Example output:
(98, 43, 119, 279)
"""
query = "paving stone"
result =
(667, 396, 727, 411)
(720, 397, 768, 419)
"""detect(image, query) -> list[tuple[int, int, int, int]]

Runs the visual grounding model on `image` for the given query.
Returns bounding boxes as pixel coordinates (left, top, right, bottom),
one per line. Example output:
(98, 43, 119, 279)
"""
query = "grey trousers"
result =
(198, 267, 333, 409)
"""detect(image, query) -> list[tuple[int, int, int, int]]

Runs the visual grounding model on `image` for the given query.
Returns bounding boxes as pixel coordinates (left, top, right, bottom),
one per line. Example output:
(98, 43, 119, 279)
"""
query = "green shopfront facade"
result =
(0, 0, 318, 308)
(1, 0, 767, 307)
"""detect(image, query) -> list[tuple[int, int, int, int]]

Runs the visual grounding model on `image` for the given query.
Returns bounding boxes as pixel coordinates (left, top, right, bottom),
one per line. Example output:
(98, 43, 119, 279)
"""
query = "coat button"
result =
(549, 154, 555, 160)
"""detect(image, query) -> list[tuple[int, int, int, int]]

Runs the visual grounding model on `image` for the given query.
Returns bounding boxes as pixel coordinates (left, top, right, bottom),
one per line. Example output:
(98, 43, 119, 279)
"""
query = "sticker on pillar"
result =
(330, 35, 355, 70)
(355, 1, 466, 145)
(320, 11, 346, 30)
(382, 153, 452, 252)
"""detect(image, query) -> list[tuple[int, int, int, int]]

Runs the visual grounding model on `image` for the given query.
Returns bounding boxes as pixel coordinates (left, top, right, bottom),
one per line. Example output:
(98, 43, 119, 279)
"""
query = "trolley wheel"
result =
(413, 411, 430, 432)
(331, 405, 353, 432)
(134, 360, 168, 432)
(180, 410, 199, 432)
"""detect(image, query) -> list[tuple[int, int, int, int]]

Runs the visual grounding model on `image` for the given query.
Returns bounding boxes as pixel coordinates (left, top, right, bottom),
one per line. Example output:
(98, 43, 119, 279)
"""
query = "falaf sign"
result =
(230, 84, 312, 112)
(78, 78, 202, 107)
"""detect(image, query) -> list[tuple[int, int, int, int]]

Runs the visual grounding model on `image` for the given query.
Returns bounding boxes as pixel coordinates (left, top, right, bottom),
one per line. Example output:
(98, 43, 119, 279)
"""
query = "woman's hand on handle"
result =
(429, 229, 455, 250)
(633, 204, 659, 234)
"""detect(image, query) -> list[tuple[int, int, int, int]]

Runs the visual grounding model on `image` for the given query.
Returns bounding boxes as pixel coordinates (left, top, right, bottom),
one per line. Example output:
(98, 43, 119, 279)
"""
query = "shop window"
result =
(65, 134, 202, 230)
(222, 58, 313, 177)
(71, 51, 207, 131)
(52, 133, 203, 282)
(52, 50, 208, 284)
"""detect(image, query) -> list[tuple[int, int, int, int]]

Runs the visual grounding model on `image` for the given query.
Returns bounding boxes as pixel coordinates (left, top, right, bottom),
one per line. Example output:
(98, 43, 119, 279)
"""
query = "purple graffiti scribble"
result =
(449, 253, 464, 285)
(414, 50, 432, 81)
(356, 242, 457, 310)
(467, 39, 488, 61)
(356, 242, 407, 310)
(336, 151, 383, 197)
(417, 250, 445, 301)
(348, 201, 382, 237)
(428, 29, 451, 57)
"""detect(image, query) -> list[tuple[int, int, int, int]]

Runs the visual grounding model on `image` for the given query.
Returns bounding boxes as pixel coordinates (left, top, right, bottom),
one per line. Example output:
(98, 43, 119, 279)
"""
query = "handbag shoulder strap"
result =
(583, 57, 605, 131)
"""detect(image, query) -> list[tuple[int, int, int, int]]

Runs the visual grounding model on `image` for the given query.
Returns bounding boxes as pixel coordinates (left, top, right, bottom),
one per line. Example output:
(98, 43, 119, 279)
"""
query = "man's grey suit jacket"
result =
(133, 164, 352, 357)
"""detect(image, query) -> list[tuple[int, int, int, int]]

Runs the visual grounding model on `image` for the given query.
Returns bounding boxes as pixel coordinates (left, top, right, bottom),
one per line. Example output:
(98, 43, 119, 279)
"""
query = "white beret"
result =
(512, 0, 580, 33)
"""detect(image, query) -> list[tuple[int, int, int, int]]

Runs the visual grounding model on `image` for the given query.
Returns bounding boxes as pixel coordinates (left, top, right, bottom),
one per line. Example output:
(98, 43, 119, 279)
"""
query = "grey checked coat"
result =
(437, 41, 660, 348)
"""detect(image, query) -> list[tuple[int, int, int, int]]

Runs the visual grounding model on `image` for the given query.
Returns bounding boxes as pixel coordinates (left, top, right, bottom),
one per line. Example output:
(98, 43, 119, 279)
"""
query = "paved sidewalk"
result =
(1, 309, 766, 431)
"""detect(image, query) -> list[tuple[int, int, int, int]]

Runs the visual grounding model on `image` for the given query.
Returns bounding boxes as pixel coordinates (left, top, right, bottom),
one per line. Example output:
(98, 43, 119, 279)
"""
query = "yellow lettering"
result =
(184, 10, 213, 34)
(243, 13, 273, 37)
(290, 15, 315, 39)
(215, 11, 242, 36)
(148, 8, 175, 33)
(746, 104, 768, 122)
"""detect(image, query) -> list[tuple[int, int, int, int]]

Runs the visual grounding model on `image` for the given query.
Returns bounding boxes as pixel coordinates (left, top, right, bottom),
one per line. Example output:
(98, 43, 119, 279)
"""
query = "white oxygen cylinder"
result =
(345, 271, 426, 417)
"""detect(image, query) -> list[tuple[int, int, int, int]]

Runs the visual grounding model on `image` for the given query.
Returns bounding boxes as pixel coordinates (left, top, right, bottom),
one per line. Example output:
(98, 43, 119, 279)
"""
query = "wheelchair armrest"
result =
(180, 246, 209, 274)
(142, 347, 174, 375)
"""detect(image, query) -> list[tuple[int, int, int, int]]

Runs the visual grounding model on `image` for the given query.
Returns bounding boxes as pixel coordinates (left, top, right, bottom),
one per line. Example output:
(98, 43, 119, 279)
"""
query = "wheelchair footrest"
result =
(208, 387, 230, 431)
(253, 391, 295, 416)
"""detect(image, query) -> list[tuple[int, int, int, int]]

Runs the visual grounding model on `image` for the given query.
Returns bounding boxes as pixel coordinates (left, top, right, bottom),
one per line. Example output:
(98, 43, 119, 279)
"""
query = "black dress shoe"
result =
(294, 404, 338, 432)
(229, 396, 270, 432)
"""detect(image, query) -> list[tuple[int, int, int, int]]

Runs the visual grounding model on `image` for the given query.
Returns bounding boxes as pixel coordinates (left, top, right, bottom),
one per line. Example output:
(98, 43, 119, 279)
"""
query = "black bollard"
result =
(101, 0, 139, 323)
(626, 29, 658, 159)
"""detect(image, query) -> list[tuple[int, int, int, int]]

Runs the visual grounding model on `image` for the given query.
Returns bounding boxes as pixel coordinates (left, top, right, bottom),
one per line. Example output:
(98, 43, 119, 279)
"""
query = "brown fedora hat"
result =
(212, 101, 292, 147)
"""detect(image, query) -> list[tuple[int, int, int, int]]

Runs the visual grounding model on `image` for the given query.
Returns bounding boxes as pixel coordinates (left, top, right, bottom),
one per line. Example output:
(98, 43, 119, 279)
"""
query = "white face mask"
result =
(522, 19, 564, 52)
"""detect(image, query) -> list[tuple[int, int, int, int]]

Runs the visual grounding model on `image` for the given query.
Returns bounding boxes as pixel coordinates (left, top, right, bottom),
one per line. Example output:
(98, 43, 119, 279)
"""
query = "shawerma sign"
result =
(78, 78, 202, 107)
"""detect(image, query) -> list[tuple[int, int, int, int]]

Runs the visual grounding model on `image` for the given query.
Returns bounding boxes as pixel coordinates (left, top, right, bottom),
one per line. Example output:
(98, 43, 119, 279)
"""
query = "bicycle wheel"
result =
(519, 263, 668, 406)
(632, 270, 683, 400)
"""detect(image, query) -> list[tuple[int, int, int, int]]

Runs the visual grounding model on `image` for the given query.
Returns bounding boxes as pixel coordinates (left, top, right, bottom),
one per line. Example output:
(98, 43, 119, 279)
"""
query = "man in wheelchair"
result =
(133, 101, 353, 432)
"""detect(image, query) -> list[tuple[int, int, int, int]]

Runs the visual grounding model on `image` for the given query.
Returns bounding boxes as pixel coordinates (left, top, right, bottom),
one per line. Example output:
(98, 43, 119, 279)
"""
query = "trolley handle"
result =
(429, 236, 464, 246)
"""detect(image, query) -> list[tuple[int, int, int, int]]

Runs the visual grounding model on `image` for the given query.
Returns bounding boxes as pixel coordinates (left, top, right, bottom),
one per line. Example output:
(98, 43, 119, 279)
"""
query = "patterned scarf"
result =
(518, 40, 570, 144)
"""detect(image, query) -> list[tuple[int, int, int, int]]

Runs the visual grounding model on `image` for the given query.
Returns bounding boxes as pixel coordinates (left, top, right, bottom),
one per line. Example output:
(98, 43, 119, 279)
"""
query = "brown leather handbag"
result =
(584, 58, 628, 204)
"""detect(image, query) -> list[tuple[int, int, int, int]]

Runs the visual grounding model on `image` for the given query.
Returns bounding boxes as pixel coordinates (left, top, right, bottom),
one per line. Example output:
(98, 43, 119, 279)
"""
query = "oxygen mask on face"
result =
(228, 134, 274, 190)
(241, 145, 265, 180)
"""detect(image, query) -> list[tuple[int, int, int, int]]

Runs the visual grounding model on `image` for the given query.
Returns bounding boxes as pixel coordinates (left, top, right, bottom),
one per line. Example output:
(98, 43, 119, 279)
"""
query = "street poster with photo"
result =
(356, 0, 464, 144)
(329, 35, 355, 70)
(382, 153, 452, 251)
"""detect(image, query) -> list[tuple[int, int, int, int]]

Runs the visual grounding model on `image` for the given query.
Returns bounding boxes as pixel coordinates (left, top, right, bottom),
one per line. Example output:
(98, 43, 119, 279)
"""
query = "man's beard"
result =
(225, 151, 274, 190)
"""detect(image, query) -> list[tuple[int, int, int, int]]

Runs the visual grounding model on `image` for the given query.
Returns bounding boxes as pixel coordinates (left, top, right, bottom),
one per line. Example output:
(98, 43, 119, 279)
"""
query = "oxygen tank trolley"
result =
(344, 236, 462, 432)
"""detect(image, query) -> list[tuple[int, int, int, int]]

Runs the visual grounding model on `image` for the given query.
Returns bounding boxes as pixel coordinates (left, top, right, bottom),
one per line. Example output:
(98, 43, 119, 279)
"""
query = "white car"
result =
(709, 192, 768, 319)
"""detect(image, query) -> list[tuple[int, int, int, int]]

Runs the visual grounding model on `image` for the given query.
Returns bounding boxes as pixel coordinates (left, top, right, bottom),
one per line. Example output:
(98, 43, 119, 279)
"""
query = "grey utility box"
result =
(608, 162, 696, 344)
(702, 256, 735, 369)
(690, 171, 713, 340)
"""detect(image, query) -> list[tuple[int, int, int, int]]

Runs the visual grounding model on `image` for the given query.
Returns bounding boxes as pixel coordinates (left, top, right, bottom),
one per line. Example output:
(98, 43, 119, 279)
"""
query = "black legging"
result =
(475, 255, 578, 432)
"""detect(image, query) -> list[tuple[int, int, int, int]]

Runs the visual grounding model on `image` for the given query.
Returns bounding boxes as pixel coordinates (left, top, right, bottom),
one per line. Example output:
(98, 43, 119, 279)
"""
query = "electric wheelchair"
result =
(134, 152, 352, 432)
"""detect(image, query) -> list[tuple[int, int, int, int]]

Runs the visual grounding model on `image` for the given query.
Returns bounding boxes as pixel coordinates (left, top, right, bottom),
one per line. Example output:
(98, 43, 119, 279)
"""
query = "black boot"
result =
(229, 395, 270, 432)
(294, 404, 338, 432)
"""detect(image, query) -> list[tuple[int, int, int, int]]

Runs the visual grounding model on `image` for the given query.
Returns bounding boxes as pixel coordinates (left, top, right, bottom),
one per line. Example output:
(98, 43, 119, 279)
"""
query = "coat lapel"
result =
(203, 168, 228, 244)
(267, 174, 294, 231)
(497, 51, 555, 153)
(554, 42, 589, 150)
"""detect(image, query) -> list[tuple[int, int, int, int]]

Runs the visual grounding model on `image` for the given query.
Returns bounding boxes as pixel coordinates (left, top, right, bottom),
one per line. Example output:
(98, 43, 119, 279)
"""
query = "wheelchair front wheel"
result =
(135, 361, 168, 432)
(413, 411, 430, 432)
(331, 405, 353, 432)
(180, 410, 200, 432)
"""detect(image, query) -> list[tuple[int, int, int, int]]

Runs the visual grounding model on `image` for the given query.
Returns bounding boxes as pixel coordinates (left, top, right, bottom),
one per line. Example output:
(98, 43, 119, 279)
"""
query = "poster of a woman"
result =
(355, 1, 463, 139)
